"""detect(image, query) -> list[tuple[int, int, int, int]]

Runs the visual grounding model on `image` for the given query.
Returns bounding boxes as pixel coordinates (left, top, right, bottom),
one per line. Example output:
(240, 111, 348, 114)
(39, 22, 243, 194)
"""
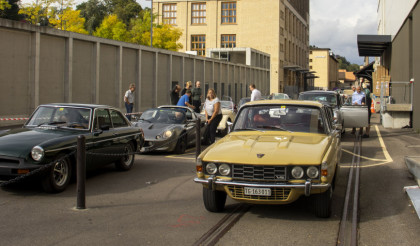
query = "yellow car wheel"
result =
(203, 187, 227, 212)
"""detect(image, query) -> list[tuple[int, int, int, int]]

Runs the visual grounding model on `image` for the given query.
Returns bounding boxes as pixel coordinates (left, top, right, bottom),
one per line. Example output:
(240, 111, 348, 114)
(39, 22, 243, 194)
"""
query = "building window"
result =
(191, 35, 206, 56)
(221, 34, 236, 48)
(280, 43, 284, 52)
(192, 3, 206, 24)
(221, 2, 236, 24)
(280, 27, 284, 36)
(163, 4, 177, 25)
(309, 59, 313, 62)
(280, 10, 284, 20)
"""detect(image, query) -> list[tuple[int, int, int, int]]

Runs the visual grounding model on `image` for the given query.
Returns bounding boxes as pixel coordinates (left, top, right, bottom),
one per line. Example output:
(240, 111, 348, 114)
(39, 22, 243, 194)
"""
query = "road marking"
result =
(165, 148, 196, 159)
(341, 125, 393, 168)
(375, 125, 393, 162)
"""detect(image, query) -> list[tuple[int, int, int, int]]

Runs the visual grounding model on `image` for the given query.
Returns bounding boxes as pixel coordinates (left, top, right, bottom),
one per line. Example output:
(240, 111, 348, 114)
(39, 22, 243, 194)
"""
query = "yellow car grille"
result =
(227, 185, 291, 201)
(232, 165, 287, 181)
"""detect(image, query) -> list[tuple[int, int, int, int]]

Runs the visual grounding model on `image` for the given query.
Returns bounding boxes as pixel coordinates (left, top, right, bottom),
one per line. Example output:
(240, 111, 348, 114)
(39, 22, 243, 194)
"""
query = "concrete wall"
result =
(412, 2, 420, 130)
(383, 1, 420, 129)
(0, 18, 269, 125)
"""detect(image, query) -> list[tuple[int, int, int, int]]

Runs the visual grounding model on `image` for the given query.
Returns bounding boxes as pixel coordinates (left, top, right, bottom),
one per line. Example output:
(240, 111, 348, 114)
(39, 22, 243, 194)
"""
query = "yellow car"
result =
(194, 100, 342, 218)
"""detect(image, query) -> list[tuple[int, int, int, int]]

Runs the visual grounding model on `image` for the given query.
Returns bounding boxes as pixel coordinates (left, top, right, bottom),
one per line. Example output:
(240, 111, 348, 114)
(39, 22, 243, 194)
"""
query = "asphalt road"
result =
(1, 115, 420, 245)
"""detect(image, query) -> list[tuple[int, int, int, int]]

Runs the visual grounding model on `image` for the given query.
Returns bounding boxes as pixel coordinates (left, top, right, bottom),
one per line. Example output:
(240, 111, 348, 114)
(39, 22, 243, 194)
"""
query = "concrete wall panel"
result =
(72, 40, 95, 104)
(122, 47, 138, 108)
(184, 57, 194, 83)
(98, 44, 118, 106)
(171, 55, 182, 84)
(195, 59, 204, 84)
(140, 51, 155, 111)
(39, 35, 65, 105)
(412, 2, 420, 130)
(0, 28, 31, 115)
(157, 53, 170, 106)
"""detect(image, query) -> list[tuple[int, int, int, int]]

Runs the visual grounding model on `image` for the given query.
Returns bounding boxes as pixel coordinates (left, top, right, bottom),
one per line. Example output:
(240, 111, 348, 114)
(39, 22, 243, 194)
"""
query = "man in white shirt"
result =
(249, 84, 261, 101)
(124, 83, 135, 120)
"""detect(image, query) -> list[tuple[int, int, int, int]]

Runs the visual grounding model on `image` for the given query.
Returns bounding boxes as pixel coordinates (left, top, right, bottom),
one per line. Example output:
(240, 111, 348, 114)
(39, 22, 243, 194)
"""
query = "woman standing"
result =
(204, 89, 223, 144)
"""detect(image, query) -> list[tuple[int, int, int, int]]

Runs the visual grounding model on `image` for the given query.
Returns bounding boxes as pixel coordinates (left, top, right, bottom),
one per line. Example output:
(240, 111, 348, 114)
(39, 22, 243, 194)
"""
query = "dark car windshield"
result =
(299, 93, 337, 106)
(140, 108, 187, 124)
(26, 106, 91, 130)
(233, 105, 325, 134)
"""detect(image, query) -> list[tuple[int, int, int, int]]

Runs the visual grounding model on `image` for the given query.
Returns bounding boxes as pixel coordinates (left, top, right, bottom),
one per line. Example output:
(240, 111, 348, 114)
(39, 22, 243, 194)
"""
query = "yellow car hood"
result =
(202, 132, 331, 165)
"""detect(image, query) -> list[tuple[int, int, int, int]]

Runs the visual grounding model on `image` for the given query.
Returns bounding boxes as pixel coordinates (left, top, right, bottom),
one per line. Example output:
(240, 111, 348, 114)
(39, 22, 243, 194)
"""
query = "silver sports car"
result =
(133, 106, 207, 154)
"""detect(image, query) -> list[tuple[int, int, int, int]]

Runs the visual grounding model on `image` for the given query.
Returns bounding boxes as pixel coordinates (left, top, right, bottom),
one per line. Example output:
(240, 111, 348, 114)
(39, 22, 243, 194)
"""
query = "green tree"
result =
(94, 14, 129, 42)
(152, 24, 183, 51)
(104, 0, 142, 26)
(49, 8, 88, 34)
(77, 0, 108, 34)
(0, 0, 21, 20)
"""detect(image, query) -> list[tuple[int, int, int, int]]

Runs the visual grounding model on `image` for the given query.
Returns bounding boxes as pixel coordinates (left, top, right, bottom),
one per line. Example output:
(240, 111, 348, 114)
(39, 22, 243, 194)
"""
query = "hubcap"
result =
(53, 160, 69, 187)
(123, 145, 133, 166)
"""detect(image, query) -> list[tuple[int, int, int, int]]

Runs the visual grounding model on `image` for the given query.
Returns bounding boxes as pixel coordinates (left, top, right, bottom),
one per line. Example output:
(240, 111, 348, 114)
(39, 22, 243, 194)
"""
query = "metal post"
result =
(77, 135, 86, 209)
(195, 118, 201, 159)
(150, 0, 153, 47)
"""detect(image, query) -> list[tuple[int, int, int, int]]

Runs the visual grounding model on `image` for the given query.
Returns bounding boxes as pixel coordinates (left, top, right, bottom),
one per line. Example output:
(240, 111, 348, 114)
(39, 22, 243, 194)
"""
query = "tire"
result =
(174, 135, 187, 154)
(203, 187, 227, 212)
(42, 154, 72, 193)
(115, 142, 135, 171)
(314, 186, 333, 218)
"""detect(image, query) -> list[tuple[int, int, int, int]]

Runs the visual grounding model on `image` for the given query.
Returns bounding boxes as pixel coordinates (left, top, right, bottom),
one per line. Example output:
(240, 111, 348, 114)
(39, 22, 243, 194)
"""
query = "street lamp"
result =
(146, 0, 153, 47)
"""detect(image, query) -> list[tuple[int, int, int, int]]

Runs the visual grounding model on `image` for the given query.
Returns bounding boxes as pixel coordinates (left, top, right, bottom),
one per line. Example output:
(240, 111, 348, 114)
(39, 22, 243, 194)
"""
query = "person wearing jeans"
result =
(124, 83, 135, 120)
(204, 89, 223, 144)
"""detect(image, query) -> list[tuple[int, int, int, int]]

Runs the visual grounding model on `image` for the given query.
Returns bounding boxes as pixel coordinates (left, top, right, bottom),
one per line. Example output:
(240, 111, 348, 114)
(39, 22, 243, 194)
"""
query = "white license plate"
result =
(244, 187, 271, 196)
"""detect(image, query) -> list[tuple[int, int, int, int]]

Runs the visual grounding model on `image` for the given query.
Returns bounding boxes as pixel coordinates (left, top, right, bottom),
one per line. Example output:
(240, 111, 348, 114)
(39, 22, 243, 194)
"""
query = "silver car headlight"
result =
(291, 166, 304, 179)
(31, 146, 44, 161)
(206, 163, 217, 175)
(219, 164, 231, 176)
(164, 130, 173, 138)
(306, 166, 319, 179)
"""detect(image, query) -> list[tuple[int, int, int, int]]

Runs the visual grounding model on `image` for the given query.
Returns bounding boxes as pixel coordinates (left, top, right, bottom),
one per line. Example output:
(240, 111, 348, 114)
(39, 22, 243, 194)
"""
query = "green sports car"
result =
(0, 103, 144, 193)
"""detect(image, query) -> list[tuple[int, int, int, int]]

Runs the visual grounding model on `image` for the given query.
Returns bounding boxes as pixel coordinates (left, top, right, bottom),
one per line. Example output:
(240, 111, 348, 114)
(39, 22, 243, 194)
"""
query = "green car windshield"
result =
(26, 106, 91, 130)
(233, 105, 326, 134)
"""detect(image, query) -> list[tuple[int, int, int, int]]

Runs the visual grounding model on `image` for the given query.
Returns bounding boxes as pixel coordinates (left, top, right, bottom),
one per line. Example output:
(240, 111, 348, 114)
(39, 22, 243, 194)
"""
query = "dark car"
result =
(133, 106, 207, 154)
(298, 90, 344, 132)
(0, 104, 144, 193)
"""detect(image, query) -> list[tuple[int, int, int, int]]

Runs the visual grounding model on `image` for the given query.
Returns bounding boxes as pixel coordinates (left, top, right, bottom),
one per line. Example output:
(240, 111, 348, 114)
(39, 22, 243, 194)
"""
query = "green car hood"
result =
(0, 128, 78, 158)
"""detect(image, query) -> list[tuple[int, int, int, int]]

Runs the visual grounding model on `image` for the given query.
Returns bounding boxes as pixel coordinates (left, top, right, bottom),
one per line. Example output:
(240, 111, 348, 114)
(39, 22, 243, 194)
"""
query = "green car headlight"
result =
(31, 146, 44, 161)
(291, 166, 304, 179)
(206, 163, 217, 175)
(219, 164, 231, 176)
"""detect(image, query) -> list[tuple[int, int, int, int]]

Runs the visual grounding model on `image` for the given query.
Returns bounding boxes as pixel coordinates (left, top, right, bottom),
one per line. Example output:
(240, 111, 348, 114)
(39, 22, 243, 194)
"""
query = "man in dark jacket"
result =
(191, 81, 202, 113)
(170, 85, 181, 105)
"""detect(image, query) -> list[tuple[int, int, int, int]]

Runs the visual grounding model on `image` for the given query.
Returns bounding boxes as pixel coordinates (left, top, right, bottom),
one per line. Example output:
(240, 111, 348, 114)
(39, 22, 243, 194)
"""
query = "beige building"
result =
(153, 0, 310, 97)
(309, 48, 339, 90)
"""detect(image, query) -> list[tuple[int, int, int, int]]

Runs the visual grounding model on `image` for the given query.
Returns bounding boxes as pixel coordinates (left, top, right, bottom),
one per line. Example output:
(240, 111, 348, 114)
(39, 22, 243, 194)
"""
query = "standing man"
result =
(177, 90, 195, 110)
(351, 85, 366, 135)
(124, 83, 136, 120)
(249, 84, 261, 101)
(191, 81, 202, 113)
(170, 84, 181, 105)
(363, 84, 372, 138)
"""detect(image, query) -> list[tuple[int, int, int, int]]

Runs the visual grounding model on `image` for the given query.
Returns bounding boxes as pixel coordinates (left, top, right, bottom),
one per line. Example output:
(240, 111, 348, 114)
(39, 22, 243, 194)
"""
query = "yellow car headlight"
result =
(291, 166, 304, 179)
(206, 163, 217, 175)
(219, 164, 231, 176)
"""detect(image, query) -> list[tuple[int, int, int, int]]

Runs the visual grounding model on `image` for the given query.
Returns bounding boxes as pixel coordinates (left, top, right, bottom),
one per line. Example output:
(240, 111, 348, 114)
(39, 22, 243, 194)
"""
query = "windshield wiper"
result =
(234, 128, 265, 132)
(257, 125, 292, 133)
(38, 121, 67, 127)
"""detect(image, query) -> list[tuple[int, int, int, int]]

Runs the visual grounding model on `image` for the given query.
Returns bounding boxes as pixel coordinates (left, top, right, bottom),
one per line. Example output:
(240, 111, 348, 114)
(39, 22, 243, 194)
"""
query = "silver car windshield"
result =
(140, 108, 187, 124)
(26, 106, 91, 130)
(233, 105, 325, 134)
(299, 94, 337, 106)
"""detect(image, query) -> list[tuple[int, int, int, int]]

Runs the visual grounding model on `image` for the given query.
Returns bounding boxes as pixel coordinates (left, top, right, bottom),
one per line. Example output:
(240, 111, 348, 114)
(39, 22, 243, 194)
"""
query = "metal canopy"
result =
(357, 35, 391, 57)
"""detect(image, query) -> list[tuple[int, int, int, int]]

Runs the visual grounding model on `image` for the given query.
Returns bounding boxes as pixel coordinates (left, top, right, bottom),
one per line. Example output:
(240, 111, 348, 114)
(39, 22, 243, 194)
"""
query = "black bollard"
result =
(195, 118, 201, 159)
(76, 135, 86, 209)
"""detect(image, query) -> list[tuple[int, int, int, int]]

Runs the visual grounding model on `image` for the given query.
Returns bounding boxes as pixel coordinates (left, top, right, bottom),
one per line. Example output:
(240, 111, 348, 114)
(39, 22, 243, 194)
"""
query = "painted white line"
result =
(375, 125, 393, 162)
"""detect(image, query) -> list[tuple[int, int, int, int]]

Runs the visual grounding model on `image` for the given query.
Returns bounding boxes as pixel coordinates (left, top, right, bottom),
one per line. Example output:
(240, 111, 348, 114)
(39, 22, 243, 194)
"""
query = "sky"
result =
(20, 0, 378, 65)
(310, 0, 378, 65)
